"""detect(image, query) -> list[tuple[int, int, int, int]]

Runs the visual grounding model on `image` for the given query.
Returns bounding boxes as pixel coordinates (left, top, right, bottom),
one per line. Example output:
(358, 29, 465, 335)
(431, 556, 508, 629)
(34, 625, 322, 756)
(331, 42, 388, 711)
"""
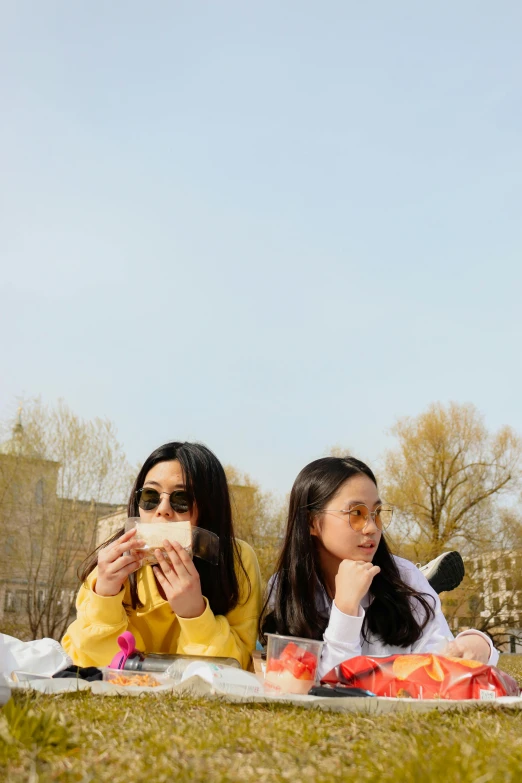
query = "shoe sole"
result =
(427, 551, 465, 594)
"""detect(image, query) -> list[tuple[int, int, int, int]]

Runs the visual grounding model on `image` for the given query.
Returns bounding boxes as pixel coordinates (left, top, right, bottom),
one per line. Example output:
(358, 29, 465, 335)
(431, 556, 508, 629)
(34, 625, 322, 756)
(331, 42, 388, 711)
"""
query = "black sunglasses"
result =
(136, 487, 192, 513)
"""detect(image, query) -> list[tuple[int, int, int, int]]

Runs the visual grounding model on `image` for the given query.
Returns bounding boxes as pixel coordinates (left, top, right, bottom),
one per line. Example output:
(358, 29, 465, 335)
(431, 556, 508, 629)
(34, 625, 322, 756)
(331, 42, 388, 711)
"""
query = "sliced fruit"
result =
(280, 643, 301, 662)
(285, 658, 307, 679)
(300, 651, 317, 672)
(266, 658, 285, 673)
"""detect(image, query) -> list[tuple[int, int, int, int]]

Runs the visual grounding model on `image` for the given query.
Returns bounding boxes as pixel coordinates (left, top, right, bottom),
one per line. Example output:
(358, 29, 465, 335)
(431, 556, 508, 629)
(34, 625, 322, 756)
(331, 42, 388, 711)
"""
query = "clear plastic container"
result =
(251, 650, 266, 676)
(178, 662, 263, 696)
(102, 668, 169, 688)
(163, 657, 242, 684)
(264, 634, 324, 695)
(124, 518, 219, 565)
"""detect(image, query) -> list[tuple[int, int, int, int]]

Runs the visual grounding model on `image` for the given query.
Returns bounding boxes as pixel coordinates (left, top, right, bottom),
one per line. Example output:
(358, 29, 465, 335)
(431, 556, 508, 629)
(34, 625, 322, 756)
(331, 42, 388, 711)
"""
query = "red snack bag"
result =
(321, 654, 520, 700)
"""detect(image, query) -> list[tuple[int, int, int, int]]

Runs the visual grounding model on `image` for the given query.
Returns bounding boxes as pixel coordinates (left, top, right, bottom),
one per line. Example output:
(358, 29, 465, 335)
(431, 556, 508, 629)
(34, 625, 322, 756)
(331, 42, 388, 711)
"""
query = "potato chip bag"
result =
(321, 654, 520, 700)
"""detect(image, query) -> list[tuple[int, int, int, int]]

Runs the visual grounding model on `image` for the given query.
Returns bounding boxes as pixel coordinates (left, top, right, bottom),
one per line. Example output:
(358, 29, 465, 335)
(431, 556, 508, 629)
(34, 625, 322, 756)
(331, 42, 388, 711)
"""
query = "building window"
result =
(15, 590, 30, 612)
(34, 479, 44, 505)
(492, 579, 500, 594)
(505, 577, 513, 592)
(4, 591, 16, 613)
(10, 482, 22, 503)
(3, 588, 34, 613)
(468, 595, 480, 614)
(5, 535, 16, 557)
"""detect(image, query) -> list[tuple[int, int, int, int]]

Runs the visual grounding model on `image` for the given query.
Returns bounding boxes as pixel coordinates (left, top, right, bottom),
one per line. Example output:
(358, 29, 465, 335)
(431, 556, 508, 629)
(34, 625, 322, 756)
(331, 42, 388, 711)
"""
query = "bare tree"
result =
(383, 402, 522, 561)
(225, 465, 285, 585)
(0, 399, 132, 640)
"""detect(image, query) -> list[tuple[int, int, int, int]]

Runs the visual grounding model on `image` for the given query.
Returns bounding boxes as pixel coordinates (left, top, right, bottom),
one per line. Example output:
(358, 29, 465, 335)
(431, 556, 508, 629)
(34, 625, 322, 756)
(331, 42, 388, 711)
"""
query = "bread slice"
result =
(135, 520, 192, 550)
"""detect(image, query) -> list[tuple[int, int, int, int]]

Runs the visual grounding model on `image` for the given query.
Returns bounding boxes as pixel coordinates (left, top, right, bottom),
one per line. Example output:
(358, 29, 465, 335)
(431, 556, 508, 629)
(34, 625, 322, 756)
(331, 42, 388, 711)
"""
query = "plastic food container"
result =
(179, 662, 263, 696)
(124, 517, 219, 565)
(251, 650, 266, 677)
(264, 634, 324, 695)
(102, 668, 169, 688)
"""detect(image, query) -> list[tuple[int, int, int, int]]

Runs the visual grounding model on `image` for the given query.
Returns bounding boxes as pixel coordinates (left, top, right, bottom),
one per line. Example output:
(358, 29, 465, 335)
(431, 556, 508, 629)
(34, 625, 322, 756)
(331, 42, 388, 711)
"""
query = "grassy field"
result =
(1, 655, 522, 783)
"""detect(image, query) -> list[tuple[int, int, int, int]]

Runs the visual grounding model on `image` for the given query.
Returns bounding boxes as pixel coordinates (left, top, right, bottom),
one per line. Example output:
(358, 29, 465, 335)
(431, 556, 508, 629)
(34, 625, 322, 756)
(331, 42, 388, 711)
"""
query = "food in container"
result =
(108, 630, 242, 680)
(124, 517, 219, 566)
(179, 662, 263, 696)
(102, 668, 168, 687)
(264, 635, 323, 695)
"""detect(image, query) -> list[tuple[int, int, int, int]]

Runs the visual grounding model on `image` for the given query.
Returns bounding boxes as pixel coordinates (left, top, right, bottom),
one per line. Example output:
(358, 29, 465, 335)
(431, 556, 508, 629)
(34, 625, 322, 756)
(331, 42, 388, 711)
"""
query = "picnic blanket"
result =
(6, 674, 522, 715)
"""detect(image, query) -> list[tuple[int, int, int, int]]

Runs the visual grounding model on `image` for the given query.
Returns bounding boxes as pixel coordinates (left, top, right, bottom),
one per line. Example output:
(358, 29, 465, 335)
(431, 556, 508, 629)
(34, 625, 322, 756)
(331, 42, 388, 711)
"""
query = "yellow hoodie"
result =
(62, 539, 261, 670)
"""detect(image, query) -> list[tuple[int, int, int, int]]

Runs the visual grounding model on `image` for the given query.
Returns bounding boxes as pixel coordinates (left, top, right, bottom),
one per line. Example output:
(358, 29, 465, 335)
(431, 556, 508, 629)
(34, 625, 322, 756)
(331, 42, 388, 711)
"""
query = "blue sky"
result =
(1, 1, 521, 494)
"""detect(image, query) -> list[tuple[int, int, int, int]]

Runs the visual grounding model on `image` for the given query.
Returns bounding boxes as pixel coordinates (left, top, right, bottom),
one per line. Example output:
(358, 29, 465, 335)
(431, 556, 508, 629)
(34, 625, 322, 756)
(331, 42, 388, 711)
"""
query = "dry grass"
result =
(1, 655, 521, 783)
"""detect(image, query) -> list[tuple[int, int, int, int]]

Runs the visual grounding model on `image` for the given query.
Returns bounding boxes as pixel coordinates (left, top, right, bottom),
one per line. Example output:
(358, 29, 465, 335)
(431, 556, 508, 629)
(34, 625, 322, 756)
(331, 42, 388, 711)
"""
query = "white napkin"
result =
(0, 633, 72, 681)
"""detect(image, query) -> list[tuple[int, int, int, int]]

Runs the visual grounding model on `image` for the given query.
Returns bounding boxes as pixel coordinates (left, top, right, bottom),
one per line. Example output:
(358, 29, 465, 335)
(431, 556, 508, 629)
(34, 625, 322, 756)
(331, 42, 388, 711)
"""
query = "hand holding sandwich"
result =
(153, 539, 206, 619)
(94, 529, 145, 597)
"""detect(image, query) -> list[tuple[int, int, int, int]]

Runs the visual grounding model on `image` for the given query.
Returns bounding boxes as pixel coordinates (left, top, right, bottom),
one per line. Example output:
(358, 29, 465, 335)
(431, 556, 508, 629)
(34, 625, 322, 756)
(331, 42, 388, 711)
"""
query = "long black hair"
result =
(260, 456, 435, 646)
(80, 441, 250, 615)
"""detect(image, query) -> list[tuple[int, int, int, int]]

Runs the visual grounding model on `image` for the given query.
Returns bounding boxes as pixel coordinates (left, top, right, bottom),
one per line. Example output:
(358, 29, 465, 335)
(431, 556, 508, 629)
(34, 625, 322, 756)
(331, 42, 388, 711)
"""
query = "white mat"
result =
(8, 676, 522, 715)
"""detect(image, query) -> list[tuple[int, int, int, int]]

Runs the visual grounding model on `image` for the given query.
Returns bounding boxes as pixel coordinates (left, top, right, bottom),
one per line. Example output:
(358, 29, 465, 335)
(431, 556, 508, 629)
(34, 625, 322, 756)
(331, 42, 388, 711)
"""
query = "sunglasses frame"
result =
(314, 503, 394, 532)
(136, 487, 193, 514)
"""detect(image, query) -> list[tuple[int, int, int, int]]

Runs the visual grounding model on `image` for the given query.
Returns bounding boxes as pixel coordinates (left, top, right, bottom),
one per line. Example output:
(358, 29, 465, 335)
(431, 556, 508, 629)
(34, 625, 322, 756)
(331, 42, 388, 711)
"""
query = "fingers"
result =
(115, 528, 139, 545)
(153, 548, 178, 584)
(111, 559, 141, 581)
(441, 640, 489, 664)
(453, 644, 484, 663)
(442, 641, 460, 658)
(163, 540, 197, 577)
(104, 535, 146, 562)
(459, 645, 489, 664)
(152, 564, 170, 590)
(99, 552, 142, 583)
(111, 554, 142, 573)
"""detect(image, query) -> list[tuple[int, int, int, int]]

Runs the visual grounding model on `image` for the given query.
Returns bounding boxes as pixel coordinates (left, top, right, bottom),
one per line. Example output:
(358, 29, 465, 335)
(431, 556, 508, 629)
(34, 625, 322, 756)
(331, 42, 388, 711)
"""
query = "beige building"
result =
(1, 418, 279, 639)
(442, 549, 522, 653)
(0, 421, 120, 640)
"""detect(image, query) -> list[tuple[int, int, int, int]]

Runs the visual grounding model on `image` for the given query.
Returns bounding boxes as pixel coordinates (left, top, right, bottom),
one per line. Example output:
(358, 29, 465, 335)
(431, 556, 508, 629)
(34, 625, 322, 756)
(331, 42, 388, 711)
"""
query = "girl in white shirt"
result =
(261, 456, 498, 679)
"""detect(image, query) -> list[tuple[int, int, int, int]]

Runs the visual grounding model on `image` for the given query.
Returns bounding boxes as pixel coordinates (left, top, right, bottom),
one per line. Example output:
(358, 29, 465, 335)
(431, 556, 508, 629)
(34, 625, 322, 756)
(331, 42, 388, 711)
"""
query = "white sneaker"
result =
(419, 551, 465, 594)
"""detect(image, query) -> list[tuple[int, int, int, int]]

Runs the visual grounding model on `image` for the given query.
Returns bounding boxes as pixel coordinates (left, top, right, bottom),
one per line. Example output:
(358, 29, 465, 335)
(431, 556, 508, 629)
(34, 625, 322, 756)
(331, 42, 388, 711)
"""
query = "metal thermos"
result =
(123, 652, 241, 675)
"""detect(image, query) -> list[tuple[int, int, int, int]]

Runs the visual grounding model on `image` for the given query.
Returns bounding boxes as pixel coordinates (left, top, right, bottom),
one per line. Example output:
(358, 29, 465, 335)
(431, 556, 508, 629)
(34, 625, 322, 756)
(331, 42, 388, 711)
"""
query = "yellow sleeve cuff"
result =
(175, 597, 218, 644)
(85, 580, 126, 627)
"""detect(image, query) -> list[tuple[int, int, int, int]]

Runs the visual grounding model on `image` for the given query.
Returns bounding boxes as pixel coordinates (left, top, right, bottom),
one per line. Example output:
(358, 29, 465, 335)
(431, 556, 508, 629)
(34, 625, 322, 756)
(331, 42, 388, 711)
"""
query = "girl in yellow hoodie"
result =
(62, 442, 261, 670)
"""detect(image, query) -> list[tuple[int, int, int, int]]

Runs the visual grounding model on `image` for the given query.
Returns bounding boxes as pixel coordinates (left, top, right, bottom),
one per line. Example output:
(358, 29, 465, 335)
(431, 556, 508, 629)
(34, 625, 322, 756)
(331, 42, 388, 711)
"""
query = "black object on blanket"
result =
(53, 666, 103, 682)
(308, 685, 376, 698)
